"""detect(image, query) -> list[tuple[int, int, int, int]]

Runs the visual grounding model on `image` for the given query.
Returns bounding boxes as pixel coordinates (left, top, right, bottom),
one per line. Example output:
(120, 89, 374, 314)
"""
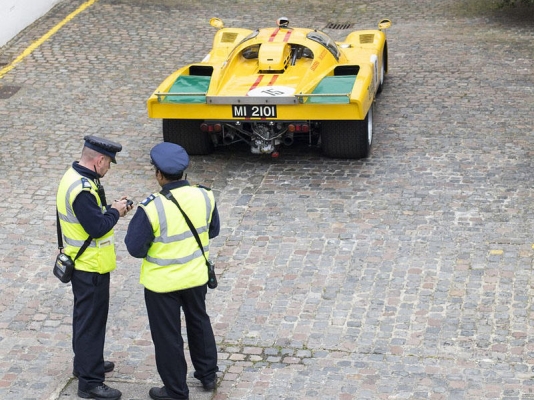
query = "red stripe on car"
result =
(268, 28, 280, 42)
(248, 75, 264, 93)
(283, 30, 292, 42)
(268, 75, 278, 86)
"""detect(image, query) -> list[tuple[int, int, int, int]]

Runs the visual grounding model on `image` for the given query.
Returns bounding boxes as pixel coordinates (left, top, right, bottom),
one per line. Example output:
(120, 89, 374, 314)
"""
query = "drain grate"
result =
(0, 85, 21, 99)
(324, 22, 355, 30)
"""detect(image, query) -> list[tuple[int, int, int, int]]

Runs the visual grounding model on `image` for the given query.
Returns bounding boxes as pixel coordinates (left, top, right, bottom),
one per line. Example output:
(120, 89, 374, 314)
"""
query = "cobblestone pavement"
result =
(0, 0, 533, 399)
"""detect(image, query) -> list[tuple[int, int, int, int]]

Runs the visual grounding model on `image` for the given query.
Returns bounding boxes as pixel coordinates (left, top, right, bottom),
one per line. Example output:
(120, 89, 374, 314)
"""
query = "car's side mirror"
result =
(378, 19, 391, 30)
(210, 18, 224, 29)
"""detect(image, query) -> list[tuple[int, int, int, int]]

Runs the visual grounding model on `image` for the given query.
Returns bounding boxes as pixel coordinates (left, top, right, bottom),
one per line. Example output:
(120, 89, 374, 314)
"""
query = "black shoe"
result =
(78, 384, 122, 399)
(202, 379, 217, 390)
(149, 386, 179, 400)
(73, 361, 115, 377)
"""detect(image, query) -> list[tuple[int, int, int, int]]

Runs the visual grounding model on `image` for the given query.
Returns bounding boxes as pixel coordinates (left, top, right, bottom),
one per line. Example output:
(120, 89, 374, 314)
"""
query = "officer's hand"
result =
(112, 197, 133, 217)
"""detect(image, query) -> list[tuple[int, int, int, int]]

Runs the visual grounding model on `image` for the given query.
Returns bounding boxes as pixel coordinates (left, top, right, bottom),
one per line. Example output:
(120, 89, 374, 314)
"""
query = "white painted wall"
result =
(0, 0, 61, 48)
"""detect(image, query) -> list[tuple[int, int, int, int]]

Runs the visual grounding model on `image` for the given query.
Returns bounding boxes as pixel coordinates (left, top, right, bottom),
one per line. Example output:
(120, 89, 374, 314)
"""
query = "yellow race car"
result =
(147, 17, 391, 158)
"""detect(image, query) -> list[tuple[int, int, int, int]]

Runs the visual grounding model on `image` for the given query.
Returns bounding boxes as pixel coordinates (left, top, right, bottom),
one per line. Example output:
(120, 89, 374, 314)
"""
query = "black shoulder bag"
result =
(161, 189, 218, 289)
(54, 209, 92, 283)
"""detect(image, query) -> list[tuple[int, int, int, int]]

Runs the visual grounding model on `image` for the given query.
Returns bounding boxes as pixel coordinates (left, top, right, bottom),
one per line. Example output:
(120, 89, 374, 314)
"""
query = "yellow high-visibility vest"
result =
(139, 185, 215, 293)
(56, 167, 116, 274)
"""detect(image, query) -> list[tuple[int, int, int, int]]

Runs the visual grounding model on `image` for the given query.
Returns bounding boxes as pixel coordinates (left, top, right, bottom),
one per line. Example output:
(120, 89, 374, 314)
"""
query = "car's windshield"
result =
(306, 31, 340, 60)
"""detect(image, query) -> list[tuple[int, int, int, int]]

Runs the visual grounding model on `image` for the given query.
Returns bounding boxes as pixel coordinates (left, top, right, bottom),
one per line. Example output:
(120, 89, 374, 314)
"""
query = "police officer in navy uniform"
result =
(125, 142, 220, 400)
(56, 136, 133, 400)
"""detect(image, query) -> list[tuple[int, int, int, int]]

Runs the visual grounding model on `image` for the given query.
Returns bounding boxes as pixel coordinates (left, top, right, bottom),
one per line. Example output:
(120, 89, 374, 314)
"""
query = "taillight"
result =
(200, 122, 222, 132)
(288, 123, 309, 133)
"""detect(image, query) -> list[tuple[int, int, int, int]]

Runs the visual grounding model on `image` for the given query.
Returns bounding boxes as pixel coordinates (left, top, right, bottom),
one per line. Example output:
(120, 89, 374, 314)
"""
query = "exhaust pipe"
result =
(283, 132, 294, 146)
(222, 132, 235, 144)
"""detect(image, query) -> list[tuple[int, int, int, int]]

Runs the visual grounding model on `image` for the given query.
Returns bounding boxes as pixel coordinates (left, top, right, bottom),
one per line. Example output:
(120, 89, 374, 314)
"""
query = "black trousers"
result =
(71, 270, 110, 392)
(145, 284, 218, 399)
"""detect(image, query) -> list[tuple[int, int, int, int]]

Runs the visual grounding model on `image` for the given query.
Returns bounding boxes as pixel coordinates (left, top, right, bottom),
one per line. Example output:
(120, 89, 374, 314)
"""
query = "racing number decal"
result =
(239, 85, 293, 117)
(247, 85, 295, 98)
(233, 105, 277, 118)
(263, 88, 284, 96)
(240, 74, 292, 118)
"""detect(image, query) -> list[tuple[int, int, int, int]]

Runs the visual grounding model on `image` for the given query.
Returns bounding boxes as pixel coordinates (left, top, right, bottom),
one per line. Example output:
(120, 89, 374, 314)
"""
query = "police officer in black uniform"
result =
(57, 136, 132, 400)
(125, 142, 220, 400)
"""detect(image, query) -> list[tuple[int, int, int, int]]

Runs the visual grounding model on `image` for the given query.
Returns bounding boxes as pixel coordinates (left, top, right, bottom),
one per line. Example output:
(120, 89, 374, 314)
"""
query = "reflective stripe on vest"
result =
(139, 186, 215, 293)
(56, 167, 116, 274)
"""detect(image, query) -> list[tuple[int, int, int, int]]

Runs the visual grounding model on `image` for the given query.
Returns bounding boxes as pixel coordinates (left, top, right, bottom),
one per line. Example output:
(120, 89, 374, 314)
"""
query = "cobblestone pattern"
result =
(0, 0, 533, 399)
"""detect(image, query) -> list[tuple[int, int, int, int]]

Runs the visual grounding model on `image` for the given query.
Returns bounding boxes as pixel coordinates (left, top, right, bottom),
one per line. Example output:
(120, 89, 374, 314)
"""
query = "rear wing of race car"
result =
(154, 75, 358, 105)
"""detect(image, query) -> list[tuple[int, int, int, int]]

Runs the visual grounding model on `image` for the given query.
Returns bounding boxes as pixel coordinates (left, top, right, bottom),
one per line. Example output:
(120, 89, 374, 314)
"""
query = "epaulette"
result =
(196, 184, 212, 191)
(140, 194, 156, 206)
(81, 177, 93, 190)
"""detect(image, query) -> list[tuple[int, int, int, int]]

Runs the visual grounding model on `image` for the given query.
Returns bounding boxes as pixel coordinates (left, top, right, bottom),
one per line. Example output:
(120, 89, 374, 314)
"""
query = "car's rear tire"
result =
(321, 105, 373, 159)
(162, 119, 213, 155)
(377, 43, 387, 94)
(377, 60, 385, 94)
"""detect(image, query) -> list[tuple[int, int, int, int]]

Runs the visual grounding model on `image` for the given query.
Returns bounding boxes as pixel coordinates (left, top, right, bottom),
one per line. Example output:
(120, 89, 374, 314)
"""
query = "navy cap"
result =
(150, 142, 189, 175)
(84, 135, 122, 163)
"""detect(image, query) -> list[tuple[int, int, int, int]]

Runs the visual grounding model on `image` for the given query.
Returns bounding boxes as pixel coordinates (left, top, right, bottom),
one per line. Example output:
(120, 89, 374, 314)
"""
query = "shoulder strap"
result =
(74, 236, 93, 261)
(56, 209, 64, 250)
(160, 189, 209, 264)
